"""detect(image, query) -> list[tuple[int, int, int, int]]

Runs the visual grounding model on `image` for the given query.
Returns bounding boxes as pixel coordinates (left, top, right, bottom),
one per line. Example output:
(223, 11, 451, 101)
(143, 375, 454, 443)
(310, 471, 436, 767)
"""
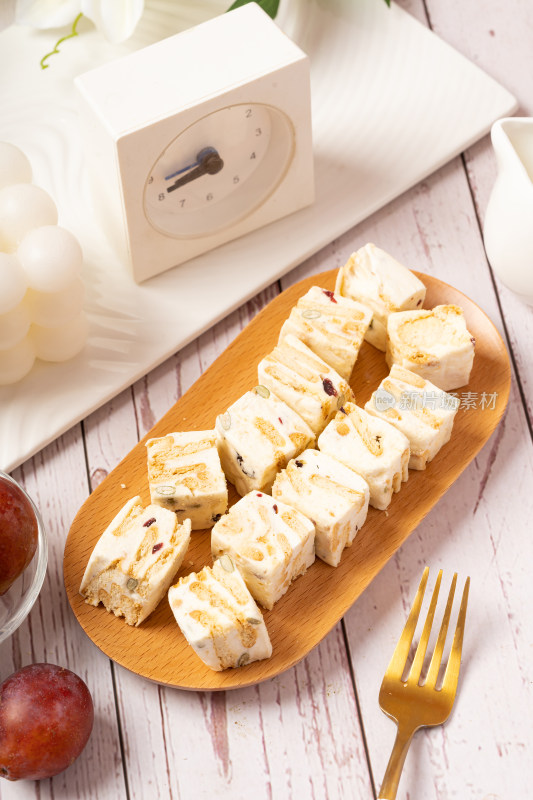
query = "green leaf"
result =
(226, 0, 281, 20)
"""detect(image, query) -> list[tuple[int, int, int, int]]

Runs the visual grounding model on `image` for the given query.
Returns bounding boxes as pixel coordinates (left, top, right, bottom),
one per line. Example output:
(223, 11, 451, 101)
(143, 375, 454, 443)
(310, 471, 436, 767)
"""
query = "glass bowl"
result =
(0, 470, 48, 645)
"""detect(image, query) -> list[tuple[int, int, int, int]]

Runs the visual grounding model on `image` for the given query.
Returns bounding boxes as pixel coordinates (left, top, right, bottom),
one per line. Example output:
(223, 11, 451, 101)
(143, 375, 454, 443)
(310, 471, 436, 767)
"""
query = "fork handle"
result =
(378, 723, 417, 800)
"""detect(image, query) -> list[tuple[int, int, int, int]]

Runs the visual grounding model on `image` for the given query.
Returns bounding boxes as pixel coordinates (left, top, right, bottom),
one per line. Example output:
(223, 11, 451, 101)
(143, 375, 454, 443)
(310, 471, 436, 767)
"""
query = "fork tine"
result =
(425, 573, 457, 687)
(385, 566, 429, 679)
(408, 569, 443, 683)
(441, 576, 470, 696)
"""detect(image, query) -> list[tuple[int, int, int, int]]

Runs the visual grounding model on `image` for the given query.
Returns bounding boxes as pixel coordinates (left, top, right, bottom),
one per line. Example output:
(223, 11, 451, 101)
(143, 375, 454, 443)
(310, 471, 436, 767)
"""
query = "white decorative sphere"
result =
(0, 142, 32, 190)
(0, 335, 35, 385)
(0, 302, 31, 350)
(32, 313, 89, 362)
(0, 184, 58, 251)
(25, 278, 85, 327)
(0, 252, 27, 314)
(17, 225, 83, 293)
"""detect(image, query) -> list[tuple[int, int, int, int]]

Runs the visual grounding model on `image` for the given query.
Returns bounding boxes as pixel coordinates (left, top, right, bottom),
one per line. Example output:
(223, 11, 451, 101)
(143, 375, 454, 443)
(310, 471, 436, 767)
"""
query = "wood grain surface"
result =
(3, 2, 533, 798)
(63, 270, 510, 690)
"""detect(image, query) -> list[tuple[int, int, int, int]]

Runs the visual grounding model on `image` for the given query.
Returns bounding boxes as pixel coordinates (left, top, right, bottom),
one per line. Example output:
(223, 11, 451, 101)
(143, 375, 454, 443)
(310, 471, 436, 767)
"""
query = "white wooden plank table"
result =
(1, 1, 533, 798)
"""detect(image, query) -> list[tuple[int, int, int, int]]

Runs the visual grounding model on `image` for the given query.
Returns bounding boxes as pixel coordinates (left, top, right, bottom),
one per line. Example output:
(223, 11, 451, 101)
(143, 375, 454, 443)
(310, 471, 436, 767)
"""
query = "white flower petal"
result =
(16, 0, 82, 29)
(81, 0, 144, 43)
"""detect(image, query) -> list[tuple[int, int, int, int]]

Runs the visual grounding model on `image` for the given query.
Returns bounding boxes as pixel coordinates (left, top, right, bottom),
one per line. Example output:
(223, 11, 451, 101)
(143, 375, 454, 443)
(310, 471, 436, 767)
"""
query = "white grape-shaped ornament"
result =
(0, 142, 88, 385)
(18, 226, 83, 293)
(0, 303, 31, 351)
(32, 315, 89, 363)
(25, 278, 85, 328)
(0, 253, 27, 315)
(0, 184, 58, 252)
(0, 337, 35, 386)
(0, 142, 32, 189)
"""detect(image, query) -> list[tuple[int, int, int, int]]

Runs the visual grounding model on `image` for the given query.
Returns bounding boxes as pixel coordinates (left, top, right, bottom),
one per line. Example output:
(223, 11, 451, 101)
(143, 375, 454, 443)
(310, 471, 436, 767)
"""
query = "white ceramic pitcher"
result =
(483, 117, 533, 305)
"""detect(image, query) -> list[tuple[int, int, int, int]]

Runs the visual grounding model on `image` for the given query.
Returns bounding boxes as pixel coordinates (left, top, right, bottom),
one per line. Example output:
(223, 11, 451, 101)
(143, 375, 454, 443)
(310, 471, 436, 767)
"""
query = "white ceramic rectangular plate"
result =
(0, 0, 517, 472)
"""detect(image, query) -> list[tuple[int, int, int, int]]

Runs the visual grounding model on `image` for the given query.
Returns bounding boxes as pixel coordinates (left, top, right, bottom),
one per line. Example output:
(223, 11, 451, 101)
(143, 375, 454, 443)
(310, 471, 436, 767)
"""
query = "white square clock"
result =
(75, 3, 314, 283)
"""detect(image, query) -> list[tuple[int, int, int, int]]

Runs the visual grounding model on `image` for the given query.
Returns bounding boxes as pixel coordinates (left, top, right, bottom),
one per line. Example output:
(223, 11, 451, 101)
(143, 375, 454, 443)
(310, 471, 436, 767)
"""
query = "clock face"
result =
(143, 103, 295, 238)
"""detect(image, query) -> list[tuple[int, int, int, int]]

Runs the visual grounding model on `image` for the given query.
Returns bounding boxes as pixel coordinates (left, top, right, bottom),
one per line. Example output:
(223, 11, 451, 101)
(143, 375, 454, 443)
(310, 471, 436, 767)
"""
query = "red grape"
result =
(0, 663, 94, 781)
(0, 476, 38, 595)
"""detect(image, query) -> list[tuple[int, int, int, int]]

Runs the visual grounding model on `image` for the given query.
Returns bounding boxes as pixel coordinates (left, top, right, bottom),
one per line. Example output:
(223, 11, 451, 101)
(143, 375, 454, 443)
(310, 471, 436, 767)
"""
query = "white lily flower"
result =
(16, 0, 145, 43)
(81, 0, 145, 43)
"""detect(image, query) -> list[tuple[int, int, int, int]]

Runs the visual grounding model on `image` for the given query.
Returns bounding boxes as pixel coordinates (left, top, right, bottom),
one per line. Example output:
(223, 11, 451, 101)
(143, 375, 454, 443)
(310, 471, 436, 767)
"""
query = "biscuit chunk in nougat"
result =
(168, 556, 272, 672)
(318, 402, 410, 511)
(146, 430, 227, 529)
(258, 334, 354, 436)
(80, 496, 191, 626)
(272, 449, 369, 567)
(278, 285, 372, 380)
(365, 365, 459, 470)
(215, 388, 314, 497)
(386, 304, 475, 391)
(335, 243, 426, 351)
(211, 491, 315, 610)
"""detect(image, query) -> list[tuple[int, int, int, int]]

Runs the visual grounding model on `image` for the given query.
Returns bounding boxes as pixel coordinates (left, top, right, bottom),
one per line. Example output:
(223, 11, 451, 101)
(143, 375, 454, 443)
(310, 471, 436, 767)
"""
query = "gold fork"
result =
(377, 567, 470, 800)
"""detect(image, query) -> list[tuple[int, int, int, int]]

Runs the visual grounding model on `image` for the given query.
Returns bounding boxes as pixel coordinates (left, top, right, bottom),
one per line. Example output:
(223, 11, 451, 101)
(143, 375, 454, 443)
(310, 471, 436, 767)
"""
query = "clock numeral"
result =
(158, 193, 165, 201)
(255, 128, 262, 136)
(179, 198, 186, 207)
(148, 176, 154, 184)
(245, 108, 252, 118)
(250, 152, 256, 160)
(206, 193, 213, 202)
(233, 175, 240, 184)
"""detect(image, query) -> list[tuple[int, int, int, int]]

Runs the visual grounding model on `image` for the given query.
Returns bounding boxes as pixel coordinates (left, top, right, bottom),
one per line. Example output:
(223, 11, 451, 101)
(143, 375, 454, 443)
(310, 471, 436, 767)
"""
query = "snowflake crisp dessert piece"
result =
(146, 430, 228, 529)
(211, 491, 315, 610)
(80, 496, 191, 626)
(278, 285, 372, 380)
(335, 243, 426, 352)
(386, 304, 475, 391)
(168, 556, 272, 672)
(365, 365, 460, 470)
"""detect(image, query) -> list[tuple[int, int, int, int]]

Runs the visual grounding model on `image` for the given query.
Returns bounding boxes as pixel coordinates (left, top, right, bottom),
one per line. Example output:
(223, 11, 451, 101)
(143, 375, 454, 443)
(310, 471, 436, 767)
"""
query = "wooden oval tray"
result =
(64, 270, 511, 690)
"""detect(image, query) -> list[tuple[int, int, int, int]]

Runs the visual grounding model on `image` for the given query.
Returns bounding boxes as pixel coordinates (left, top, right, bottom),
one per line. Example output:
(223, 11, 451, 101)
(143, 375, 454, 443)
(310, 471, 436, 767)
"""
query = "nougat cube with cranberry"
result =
(278, 285, 372, 380)
(335, 243, 426, 351)
(80, 496, 191, 626)
(215, 388, 314, 497)
(365, 365, 459, 470)
(318, 402, 410, 511)
(146, 430, 228, 529)
(257, 334, 354, 436)
(272, 449, 369, 567)
(211, 491, 315, 610)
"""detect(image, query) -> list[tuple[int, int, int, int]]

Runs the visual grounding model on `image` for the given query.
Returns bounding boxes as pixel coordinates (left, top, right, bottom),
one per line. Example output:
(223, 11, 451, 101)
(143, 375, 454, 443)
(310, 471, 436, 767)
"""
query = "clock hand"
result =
(167, 148, 224, 193)
(164, 161, 201, 181)
(164, 147, 221, 181)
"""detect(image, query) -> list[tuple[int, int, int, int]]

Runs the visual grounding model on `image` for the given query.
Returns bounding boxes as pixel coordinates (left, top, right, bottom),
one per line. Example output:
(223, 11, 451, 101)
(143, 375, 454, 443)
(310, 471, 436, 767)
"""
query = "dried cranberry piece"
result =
(322, 289, 337, 303)
(143, 517, 156, 528)
(152, 542, 164, 554)
(272, 504, 278, 514)
(322, 378, 337, 397)
(294, 460, 303, 468)
(339, 407, 347, 415)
